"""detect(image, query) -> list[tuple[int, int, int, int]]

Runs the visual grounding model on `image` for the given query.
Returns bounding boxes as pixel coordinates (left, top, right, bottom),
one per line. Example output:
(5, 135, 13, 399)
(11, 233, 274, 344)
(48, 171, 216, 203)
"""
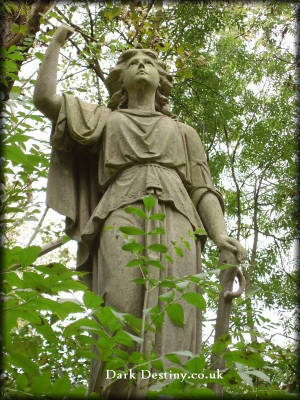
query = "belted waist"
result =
(118, 162, 181, 179)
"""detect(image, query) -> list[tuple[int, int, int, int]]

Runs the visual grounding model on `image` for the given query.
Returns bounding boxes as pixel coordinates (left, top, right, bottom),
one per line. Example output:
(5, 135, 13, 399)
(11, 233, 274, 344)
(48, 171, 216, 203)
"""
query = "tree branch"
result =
(38, 237, 65, 257)
(4, 1, 56, 49)
(54, 7, 98, 43)
(223, 125, 241, 240)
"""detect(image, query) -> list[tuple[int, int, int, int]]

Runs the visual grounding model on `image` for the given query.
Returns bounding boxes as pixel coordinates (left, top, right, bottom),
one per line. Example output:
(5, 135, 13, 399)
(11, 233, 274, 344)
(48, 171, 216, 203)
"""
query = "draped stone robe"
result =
(47, 94, 224, 396)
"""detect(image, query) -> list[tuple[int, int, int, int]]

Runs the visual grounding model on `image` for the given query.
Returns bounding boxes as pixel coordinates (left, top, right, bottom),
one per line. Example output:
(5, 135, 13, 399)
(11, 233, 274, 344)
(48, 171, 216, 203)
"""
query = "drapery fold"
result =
(46, 94, 224, 278)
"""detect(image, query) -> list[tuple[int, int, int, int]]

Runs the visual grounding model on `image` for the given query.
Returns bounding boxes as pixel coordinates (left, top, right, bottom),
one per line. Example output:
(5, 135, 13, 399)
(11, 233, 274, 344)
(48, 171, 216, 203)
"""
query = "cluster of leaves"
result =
(3, 246, 90, 397)
(3, 195, 283, 398)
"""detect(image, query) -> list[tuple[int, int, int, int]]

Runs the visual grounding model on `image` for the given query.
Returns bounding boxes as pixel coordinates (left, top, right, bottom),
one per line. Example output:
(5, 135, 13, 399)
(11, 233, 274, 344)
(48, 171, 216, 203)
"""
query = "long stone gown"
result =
(46, 94, 224, 397)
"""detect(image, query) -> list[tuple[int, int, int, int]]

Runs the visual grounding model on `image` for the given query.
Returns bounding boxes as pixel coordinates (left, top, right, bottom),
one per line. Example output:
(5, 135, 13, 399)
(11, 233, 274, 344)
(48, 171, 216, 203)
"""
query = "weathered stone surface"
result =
(33, 25, 247, 397)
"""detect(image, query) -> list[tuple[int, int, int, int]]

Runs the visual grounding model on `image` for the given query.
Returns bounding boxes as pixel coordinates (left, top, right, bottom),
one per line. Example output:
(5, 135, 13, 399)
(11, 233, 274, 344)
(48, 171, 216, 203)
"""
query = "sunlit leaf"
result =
(166, 303, 184, 327)
(182, 292, 206, 310)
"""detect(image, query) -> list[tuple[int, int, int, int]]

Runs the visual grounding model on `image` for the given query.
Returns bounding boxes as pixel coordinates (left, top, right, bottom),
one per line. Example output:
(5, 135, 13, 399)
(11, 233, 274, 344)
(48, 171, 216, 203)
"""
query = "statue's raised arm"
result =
(33, 24, 74, 122)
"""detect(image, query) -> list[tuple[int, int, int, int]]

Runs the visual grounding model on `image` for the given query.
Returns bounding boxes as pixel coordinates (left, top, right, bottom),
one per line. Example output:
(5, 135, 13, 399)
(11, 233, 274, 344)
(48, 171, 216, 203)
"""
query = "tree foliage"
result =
(1, 1, 298, 398)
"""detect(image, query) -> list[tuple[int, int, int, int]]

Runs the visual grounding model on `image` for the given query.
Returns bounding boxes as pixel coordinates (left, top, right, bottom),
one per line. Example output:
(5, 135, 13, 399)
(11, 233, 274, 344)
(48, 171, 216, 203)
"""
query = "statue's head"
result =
(106, 48, 174, 116)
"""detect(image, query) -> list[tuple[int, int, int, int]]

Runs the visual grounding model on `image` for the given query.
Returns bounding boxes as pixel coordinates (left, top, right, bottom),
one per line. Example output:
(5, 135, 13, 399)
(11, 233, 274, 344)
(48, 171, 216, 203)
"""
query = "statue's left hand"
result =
(215, 234, 247, 264)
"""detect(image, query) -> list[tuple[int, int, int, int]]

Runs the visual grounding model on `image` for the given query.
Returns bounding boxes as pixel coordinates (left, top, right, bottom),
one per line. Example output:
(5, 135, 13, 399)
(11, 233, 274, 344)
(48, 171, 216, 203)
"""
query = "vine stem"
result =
(136, 205, 151, 392)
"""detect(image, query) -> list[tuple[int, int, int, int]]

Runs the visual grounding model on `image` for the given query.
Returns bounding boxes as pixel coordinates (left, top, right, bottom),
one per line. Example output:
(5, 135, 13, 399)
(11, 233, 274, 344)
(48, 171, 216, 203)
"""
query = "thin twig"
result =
(26, 206, 49, 246)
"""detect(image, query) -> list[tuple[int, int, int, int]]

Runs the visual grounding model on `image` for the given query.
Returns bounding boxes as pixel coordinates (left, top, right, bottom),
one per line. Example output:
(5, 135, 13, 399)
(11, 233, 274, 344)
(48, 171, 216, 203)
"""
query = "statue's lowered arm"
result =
(197, 192, 247, 263)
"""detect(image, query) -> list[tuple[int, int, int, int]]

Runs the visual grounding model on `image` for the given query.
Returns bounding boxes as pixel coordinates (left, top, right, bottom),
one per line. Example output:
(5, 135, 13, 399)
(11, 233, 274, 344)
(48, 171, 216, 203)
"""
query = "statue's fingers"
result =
(237, 249, 247, 263)
(66, 26, 75, 37)
(221, 242, 237, 253)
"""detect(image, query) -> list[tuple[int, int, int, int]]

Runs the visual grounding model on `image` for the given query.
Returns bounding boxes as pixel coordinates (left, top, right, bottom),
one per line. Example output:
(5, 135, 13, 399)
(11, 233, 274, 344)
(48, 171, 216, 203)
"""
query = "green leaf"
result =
(185, 355, 205, 373)
(166, 303, 184, 327)
(150, 305, 164, 330)
(143, 194, 156, 211)
(218, 263, 237, 271)
(7, 52, 24, 61)
(193, 228, 206, 235)
(122, 242, 144, 253)
(4, 310, 19, 332)
(126, 259, 143, 267)
(19, 246, 41, 267)
(34, 51, 44, 61)
(54, 279, 86, 292)
(83, 291, 104, 309)
(146, 259, 164, 269)
(3, 246, 22, 269)
(106, 358, 126, 370)
(18, 309, 41, 326)
(127, 332, 143, 344)
(62, 235, 71, 244)
(10, 85, 21, 99)
(64, 318, 101, 336)
(28, 114, 44, 122)
(120, 226, 145, 235)
(159, 290, 174, 302)
(114, 330, 134, 347)
(248, 369, 270, 382)
(125, 314, 142, 332)
(2, 60, 18, 72)
(22, 271, 49, 291)
(174, 245, 184, 257)
(165, 353, 182, 365)
(181, 240, 191, 250)
(114, 348, 129, 360)
(97, 336, 114, 360)
(15, 374, 28, 390)
(96, 306, 123, 333)
(176, 281, 189, 291)
(104, 225, 115, 231)
(31, 372, 51, 395)
(149, 213, 165, 221)
(125, 206, 147, 219)
(4, 271, 23, 288)
(35, 317, 58, 343)
(133, 278, 146, 285)
(147, 244, 168, 253)
(238, 371, 253, 386)
(4, 144, 30, 167)
(224, 350, 265, 368)
(184, 388, 216, 397)
(182, 292, 206, 310)
(148, 227, 165, 235)
(19, 25, 27, 35)
(51, 375, 71, 396)
(211, 333, 231, 356)
(151, 358, 164, 371)
(164, 254, 173, 263)
(128, 351, 145, 364)
(9, 351, 39, 376)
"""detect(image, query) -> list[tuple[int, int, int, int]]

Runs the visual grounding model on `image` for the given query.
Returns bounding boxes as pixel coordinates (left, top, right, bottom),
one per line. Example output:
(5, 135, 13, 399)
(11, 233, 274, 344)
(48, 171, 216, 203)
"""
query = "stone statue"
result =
(33, 25, 247, 398)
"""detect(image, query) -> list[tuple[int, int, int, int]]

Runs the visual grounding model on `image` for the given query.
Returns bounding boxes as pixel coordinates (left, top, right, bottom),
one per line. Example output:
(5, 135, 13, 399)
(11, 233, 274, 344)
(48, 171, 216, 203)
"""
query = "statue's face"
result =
(122, 52, 160, 93)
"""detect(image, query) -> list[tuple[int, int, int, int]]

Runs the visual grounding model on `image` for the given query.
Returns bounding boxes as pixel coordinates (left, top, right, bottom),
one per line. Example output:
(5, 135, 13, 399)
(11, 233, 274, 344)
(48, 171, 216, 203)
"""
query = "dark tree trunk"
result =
(1, 0, 55, 100)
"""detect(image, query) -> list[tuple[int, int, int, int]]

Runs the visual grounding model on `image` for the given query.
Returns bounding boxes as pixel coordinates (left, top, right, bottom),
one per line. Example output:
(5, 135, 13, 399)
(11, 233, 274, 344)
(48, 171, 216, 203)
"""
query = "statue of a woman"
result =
(33, 25, 247, 397)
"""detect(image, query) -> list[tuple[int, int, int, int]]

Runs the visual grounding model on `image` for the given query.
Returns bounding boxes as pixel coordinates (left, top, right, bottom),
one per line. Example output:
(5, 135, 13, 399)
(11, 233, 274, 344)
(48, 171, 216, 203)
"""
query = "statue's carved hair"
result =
(105, 49, 175, 118)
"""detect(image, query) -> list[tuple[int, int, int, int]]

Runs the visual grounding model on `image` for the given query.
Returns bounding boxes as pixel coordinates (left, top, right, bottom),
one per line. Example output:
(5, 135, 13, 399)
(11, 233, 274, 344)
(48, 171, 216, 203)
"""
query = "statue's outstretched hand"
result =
(215, 234, 247, 264)
(52, 24, 75, 47)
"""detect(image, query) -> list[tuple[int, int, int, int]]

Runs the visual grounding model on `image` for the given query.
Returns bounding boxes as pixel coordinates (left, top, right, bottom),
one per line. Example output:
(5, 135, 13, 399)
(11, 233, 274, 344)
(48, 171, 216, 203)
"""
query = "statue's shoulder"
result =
(65, 94, 111, 115)
(176, 121, 201, 141)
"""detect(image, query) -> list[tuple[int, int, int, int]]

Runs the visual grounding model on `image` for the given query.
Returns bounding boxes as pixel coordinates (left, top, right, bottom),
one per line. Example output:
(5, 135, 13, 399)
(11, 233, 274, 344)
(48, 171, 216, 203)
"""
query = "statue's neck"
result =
(127, 88, 156, 112)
